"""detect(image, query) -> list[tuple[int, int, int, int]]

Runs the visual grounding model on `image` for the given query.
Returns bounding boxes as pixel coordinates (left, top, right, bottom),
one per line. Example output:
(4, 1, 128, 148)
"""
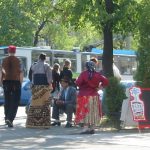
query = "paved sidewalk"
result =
(1, 106, 150, 150)
(0, 106, 82, 134)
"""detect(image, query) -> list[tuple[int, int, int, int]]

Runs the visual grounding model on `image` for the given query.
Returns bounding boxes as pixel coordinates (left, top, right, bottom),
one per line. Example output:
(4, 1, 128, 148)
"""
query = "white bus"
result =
(0, 46, 137, 78)
(0, 46, 137, 105)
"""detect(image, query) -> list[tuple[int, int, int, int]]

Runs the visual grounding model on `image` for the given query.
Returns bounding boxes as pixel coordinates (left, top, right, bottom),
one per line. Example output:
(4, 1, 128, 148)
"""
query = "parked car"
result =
(0, 79, 32, 105)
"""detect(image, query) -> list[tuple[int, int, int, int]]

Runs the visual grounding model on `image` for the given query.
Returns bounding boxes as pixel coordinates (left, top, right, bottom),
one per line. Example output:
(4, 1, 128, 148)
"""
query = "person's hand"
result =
(97, 83, 103, 91)
(49, 83, 53, 91)
(96, 86, 102, 91)
(98, 86, 104, 91)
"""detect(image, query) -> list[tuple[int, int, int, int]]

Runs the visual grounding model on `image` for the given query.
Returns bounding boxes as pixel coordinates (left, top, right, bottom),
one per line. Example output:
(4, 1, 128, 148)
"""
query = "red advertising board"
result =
(129, 87, 150, 129)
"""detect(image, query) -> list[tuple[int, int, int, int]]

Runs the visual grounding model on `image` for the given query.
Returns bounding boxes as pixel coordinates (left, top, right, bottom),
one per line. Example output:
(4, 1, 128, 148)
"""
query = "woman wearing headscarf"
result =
(26, 53, 53, 129)
(75, 61, 109, 134)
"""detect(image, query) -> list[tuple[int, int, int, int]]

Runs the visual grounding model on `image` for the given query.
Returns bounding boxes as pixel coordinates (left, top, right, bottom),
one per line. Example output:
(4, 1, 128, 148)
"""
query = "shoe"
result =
(5, 120, 13, 128)
(89, 129, 95, 134)
(80, 130, 90, 134)
(80, 129, 95, 134)
(51, 122, 61, 126)
(65, 122, 72, 128)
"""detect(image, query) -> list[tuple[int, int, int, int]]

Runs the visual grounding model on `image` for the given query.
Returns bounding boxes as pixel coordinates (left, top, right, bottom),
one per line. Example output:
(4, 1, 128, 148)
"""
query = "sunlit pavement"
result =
(0, 106, 150, 150)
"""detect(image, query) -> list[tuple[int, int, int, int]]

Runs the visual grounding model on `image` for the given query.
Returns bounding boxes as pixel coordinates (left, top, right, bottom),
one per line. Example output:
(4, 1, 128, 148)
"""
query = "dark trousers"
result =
(3, 80, 21, 122)
(52, 101, 75, 122)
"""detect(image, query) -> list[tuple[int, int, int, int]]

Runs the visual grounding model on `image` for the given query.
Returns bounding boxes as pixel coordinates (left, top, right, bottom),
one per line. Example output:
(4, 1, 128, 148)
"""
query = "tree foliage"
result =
(43, 22, 101, 50)
(0, 0, 35, 46)
(134, 0, 150, 87)
(57, 0, 139, 35)
(57, 0, 139, 77)
(0, 0, 102, 49)
(105, 77, 126, 113)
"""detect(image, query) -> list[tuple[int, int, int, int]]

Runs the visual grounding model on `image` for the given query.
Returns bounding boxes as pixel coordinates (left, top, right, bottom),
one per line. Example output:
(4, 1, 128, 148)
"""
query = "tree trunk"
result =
(33, 20, 47, 47)
(103, 23, 113, 77)
(102, 0, 114, 77)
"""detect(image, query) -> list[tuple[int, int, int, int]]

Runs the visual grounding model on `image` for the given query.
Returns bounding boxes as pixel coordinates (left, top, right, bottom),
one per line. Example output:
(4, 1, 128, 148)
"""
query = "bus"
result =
(0, 46, 137, 105)
(0, 46, 137, 77)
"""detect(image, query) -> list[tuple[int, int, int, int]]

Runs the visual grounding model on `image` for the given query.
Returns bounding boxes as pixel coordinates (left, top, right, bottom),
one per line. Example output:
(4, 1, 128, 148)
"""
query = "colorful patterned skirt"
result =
(26, 85, 51, 129)
(75, 96, 102, 126)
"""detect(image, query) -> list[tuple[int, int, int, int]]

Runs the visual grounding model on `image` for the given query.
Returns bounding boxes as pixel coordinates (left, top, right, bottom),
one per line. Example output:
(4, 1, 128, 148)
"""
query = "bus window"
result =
(31, 50, 52, 66)
(114, 56, 137, 75)
(18, 57, 27, 77)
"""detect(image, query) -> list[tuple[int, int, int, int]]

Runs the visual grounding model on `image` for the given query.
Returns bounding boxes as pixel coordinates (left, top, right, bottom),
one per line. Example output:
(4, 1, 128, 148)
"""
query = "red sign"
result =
(129, 87, 146, 121)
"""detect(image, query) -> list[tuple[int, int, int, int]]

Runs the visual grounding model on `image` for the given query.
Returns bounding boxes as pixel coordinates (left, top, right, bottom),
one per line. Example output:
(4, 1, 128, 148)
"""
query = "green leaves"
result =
(105, 77, 126, 113)
(0, 0, 35, 45)
(0, 0, 142, 50)
(59, 0, 139, 36)
(134, 0, 150, 87)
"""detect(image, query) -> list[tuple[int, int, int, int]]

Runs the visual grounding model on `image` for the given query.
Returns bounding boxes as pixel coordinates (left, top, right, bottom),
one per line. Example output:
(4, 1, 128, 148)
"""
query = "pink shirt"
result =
(76, 70, 109, 96)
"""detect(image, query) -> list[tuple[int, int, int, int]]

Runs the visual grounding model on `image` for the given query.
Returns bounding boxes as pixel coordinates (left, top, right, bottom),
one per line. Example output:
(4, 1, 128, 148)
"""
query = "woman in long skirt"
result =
(26, 53, 52, 129)
(26, 85, 51, 128)
(75, 61, 109, 134)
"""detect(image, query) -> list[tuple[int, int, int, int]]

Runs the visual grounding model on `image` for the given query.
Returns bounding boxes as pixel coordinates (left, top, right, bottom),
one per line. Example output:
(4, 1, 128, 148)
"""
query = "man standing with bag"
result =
(1, 45, 23, 128)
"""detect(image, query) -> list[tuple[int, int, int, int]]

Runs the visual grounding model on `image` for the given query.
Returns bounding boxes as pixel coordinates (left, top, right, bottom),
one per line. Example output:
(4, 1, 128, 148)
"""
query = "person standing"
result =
(60, 59, 73, 83)
(51, 63, 61, 98)
(1, 45, 23, 128)
(75, 61, 109, 134)
(26, 53, 53, 129)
